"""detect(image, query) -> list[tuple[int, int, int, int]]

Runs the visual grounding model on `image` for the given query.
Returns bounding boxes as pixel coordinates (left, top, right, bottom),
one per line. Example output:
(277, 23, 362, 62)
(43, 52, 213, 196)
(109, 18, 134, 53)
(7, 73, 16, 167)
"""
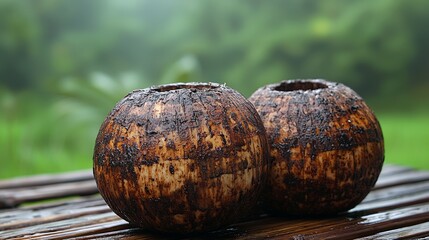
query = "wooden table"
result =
(1, 164, 429, 239)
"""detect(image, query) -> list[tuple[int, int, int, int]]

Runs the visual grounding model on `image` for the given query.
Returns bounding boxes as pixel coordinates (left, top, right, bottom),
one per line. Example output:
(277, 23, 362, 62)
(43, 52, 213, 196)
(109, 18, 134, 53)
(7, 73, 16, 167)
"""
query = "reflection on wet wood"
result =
(1, 164, 429, 239)
(0, 170, 94, 189)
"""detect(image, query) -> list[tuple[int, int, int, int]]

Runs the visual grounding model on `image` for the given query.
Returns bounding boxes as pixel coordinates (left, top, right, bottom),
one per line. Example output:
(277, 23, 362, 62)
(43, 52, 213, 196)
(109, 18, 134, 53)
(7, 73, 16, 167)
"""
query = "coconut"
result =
(93, 82, 270, 233)
(249, 79, 384, 216)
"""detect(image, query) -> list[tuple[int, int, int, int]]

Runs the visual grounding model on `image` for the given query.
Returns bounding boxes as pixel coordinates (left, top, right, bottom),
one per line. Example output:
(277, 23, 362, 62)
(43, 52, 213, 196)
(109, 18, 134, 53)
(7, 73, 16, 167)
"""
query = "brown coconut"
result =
(93, 82, 270, 233)
(249, 79, 384, 216)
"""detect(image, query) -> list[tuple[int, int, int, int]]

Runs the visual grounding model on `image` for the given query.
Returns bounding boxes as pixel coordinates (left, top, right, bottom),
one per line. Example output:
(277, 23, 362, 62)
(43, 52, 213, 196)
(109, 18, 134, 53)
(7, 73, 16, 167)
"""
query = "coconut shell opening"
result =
(153, 83, 219, 92)
(273, 81, 328, 92)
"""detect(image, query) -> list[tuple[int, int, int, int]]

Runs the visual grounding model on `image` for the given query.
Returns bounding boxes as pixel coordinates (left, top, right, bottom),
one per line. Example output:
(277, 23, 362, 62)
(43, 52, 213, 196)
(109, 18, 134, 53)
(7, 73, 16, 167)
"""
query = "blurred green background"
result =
(1, 0, 428, 179)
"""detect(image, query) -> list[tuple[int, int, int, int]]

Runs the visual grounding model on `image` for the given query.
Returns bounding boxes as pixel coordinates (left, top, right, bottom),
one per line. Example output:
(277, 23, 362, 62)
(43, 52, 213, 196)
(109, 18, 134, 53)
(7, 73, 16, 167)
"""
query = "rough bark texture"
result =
(249, 79, 384, 216)
(93, 82, 269, 233)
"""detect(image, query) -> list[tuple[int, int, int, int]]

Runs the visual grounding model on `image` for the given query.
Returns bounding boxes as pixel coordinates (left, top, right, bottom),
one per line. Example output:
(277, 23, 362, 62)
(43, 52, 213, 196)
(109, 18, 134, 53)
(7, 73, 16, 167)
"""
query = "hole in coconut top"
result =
(153, 84, 219, 92)
(273, 81, 328, 92)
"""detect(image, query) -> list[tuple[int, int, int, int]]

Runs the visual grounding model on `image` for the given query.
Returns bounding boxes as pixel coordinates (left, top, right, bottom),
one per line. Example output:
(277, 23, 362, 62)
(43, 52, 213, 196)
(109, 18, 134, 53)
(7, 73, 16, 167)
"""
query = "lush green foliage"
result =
(1, 0, 429, 178)
(3, 0, 429, 98)
(379, 114, 429, 170)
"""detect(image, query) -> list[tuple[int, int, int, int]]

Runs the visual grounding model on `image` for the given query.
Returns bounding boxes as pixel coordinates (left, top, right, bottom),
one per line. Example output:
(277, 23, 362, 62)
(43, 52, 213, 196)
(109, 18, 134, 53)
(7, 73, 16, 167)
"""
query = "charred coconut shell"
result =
(93, 82, 269, 233)
(249, 79, 384, 216)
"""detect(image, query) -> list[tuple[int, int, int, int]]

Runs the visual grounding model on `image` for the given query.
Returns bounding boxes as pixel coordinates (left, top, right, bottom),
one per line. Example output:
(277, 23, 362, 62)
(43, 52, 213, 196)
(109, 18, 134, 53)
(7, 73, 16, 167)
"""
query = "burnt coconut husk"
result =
(249, 79, 384, 216)
(93, 82, 270, 233)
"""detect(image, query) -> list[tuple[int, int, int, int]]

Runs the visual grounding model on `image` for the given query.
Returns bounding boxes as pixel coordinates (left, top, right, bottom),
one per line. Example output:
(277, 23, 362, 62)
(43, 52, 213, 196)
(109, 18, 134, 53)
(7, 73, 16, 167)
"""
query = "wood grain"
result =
(1, 164, 429, 239)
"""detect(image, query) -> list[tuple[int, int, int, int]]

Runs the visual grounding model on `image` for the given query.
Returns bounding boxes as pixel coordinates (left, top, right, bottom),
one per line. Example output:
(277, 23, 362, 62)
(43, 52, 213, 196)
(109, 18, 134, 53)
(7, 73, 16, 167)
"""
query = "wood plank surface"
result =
(1, 164, 429, 239)
(0, 170, 94, 189)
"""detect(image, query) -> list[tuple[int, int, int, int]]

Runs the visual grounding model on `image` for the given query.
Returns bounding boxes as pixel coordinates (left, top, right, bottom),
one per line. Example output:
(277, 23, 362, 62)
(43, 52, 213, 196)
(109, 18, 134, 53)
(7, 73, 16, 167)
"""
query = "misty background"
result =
(1, 0, 428, 178)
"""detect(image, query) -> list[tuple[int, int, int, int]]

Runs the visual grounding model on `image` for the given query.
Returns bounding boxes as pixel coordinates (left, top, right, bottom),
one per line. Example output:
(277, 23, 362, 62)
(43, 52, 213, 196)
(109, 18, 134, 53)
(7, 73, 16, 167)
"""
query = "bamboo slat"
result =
(0, 170, 94, 189)
(1, 164, 429, 239)
(0, 180, 98, 208)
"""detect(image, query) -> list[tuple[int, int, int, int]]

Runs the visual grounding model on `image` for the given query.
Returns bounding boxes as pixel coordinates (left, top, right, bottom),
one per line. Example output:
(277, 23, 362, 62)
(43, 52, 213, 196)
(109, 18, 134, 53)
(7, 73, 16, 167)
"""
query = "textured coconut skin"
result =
(93, 82, 269, 233)
(248, 79, 384, 216)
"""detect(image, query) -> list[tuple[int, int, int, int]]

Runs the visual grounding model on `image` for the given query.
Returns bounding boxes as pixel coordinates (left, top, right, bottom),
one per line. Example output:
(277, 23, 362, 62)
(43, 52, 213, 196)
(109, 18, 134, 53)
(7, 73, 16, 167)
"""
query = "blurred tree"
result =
(1, 0, 429, 102)
(0, 1, 40, 89)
